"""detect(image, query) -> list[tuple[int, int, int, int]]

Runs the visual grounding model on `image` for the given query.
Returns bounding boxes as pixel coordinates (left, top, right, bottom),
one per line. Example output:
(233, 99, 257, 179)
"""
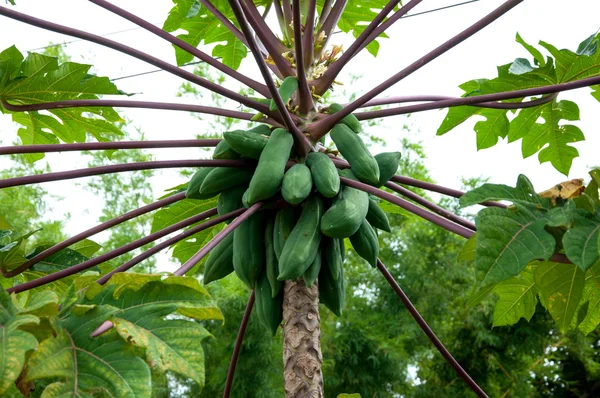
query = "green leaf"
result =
(466, 283, 495, 309)
(28, 245, 95, 274)
(337, 394, 362, 398)
(0, 229, 39, 273)
(457, 234, 476, 262)
(515, 32, 546, 66)
(475, 205, 556, 285)
(535, 261, 585, 333)
(576, 260, 600, 334)
(492, 266, 538, 327)
(172, 223, 224, 269)
(0, 215, 11, 230)
(151, 197, 217, 233)
(336, 0, 394, 57)
(562, 210, 600, 271)
(436, 106, 482, 136)
(460, 174, 549, 208)
(67, 239, 102, 257)
(474, 109, 509, 150)
(0, 288, 39, 395)
(20, 290, 59, 317)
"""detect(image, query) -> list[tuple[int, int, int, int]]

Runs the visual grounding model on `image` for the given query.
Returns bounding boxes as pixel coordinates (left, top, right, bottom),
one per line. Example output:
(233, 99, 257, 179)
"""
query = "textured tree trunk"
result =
(282, 279, 324, 397)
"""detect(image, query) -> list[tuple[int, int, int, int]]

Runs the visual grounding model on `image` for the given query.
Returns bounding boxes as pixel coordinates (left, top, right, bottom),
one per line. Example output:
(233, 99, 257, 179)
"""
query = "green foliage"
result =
(438, 33, 600, 175)
(0, 46, 126, 161)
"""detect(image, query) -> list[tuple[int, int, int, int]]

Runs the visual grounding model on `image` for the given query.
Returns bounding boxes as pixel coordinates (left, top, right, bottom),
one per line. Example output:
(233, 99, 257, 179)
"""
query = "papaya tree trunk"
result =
(282, 279, 324, 397)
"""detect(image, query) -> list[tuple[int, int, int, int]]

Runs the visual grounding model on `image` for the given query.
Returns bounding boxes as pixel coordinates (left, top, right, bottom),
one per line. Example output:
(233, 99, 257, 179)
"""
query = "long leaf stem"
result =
(96, 208, 246, 285)
(309, 0, 524, 139)
(0, 159, 254, 189)
(314, 0, 347, 62)
(384, 181, 476, 230)
(302, 0, 317, 72)
(0, 98, 265, 122)
(293, 0, 315, 115)
(376, 258, 489, 398)
(280, 0, 294, 39)
(6, 208, 219, 294)
(316, 0, 333, 29)
(0, 192, 186, 278)
(88, 0, 271, 98)
(0, 140, 221, 155)
(199, 0, 249, 46)
(223, 290, 256, 398)
(354, 77, 599, 119)
(174, 202, 264, 276)
(0, 6, 272, 115)
(229, 0, 313, 156)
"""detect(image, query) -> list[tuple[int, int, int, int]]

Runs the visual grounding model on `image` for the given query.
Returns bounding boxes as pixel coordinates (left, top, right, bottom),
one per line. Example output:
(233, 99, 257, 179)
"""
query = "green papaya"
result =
(186, 168, 218, 199)
(321, 170, 369, 238)
(323, 237, 343, 280)
(203, 233, 234, 284)
(270, 76, 298, 111)
(223, 129, 269, 159)
(328, 103, 362, 133)
(305, 152, 340, 198)
(217, 185, 247, 222)
(302, 248, 321, 287)
(233, 213, 264, 288)
(366, 198, 391, 232)
(248, 124, 272, 136)
(349, 219, 379, 267)
(274, 207, 298, 261)
(330, 124, 379, 185)
(245, 128, 294, 205)
(213, 140, 241, 160)
(255, 271, 283, 336)
(374, 151, 401, 187)
(319, 259, 345, 317)
(200, 167, 254, 196)
(265, 214, 282, 297)
(278, 195, 324, 281)
(282, 164, 313, 205)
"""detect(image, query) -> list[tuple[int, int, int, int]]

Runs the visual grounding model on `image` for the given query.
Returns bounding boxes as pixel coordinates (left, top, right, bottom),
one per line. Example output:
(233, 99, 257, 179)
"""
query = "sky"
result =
(1, 0, 600, 263)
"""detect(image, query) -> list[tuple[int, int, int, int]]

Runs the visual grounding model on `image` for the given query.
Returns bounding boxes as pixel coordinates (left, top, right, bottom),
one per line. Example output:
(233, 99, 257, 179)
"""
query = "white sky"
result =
(1, 0, 600, 267)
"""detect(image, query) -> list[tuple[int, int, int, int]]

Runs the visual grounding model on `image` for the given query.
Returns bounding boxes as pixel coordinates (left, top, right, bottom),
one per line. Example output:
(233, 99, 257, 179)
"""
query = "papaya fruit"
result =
(331, 124, 380, 185)
(319, 258, 345, 317)
(282, 164, 313, 205)
(270, 76, 298, 111)
(255, 270, 283, 336)
(223, 129, 269, 159)
(273, 207, 298, 261)
(186, 168, 217, 199)
(278, 195, 324, 281)
(374, 151, 401, 187)
(217, 185, 247, 222)
(349, 219, 379, 267)
(213, 140, 241, 160)
(245, 128, 294, 205)
(328, 103, 362, 133)
(321, 170, 369, 238)
(203, 233, 234, 284)
(248, 124, 272, 136)
(302, 248, 321, 287)
(265, 214, 282, 297)
(366, 198, 391, 232)
(323, 237, 343, 280)
(305, 152, 340, 198)
(200, 167, 254, 196)
(233, 212, 264, 288)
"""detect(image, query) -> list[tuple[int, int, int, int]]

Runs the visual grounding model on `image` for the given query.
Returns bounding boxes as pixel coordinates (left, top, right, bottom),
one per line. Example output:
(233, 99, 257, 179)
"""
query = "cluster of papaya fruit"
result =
(184, 106, 400, 335)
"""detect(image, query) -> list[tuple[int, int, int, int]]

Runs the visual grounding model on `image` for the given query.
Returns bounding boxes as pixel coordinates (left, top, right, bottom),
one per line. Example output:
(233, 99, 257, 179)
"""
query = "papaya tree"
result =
(2, 0, 600, 397)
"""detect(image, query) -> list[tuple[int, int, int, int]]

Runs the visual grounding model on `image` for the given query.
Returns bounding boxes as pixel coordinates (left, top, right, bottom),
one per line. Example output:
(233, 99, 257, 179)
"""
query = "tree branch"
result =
(0, 159, 254, 189)
(293, 0, 315, 115)
(224, 290, 256, 398)
(384, 181, 476, 230)
(88, 0, 271, 98)
(302, 0, 317, 71)
(229, 0, 313, 156)
(1, 192, 186, 278)
(308, 0, 524, 139)
(1, 97, 269, 122)
(376, 258, 489, 398)
(0, 140, 221, 155)
(0, 6, 272, 115)
(6, 208, 219, 294)
(96, 208, 246, 285)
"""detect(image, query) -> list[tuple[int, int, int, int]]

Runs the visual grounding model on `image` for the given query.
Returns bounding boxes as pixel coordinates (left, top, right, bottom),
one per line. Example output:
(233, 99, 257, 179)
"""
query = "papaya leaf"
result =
(492, 265, 538, 327)
(0, 229, 39, 273)
(0, 47, 126, 160)
(460, 174, 549, 208)
(562, 209, 600, 271)
(474, 109, 509, 150)
(0, 288, 39, 395)
(534, 260, 585, 333)
(19, 290, 59, 318)
(515, 32, 545, 66)
(0, 215, 11, 230)
(466, 283, 496, 309)
(172, 223, 224, 271)
(457, 234, 476, 262)
(475, 205, 556, 286)
(151, 197, 217, 233)
(577, 260, 600, 334)
(27, 245, 96, 274)
(67, 239, 102, 258)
